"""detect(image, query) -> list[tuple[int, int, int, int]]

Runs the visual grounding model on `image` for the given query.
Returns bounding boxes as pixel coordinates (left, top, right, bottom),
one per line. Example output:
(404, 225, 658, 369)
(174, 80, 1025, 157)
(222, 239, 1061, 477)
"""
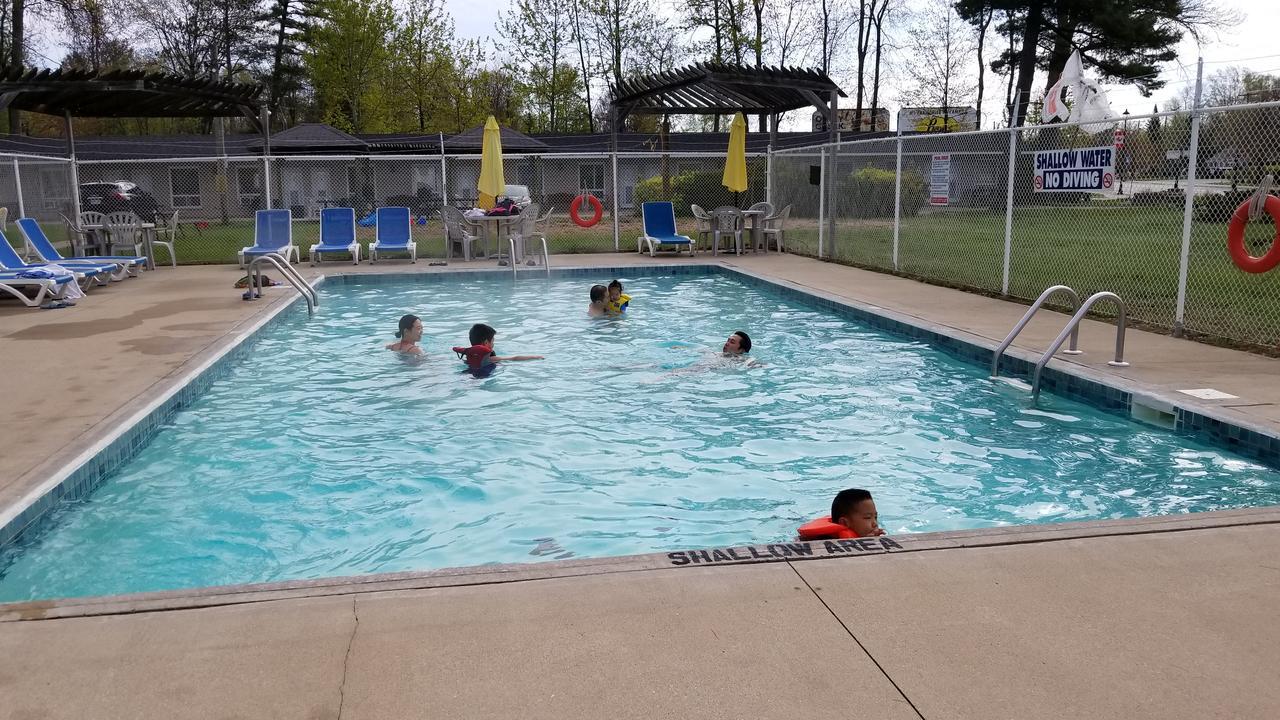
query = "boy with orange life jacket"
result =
(452, 323, 543, 375)
(797, 488, 886, 540)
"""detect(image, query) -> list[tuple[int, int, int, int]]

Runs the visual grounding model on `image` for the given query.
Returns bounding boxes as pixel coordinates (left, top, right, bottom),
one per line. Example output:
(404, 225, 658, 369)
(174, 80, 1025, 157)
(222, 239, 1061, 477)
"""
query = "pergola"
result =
(0, 66, 265, 215)
(611, 62, 847, 146)
(609, 62, 847, 246)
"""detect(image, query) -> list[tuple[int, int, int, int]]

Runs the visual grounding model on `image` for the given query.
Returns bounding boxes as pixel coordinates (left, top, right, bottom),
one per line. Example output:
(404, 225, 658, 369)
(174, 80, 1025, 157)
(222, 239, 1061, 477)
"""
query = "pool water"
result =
(2, 273, 1277, 601)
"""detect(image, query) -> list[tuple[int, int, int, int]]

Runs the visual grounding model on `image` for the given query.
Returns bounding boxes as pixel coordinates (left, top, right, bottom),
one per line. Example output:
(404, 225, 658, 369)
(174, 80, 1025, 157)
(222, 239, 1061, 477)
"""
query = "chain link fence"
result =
(2, 102, 1277, 350)
(774, 101, 1280, 352)
(20, 151, 763, 263)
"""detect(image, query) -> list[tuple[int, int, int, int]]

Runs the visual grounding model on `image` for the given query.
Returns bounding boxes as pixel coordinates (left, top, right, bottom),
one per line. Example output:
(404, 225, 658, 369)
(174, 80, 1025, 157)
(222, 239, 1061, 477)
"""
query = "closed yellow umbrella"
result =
(722, 112, 748, 195)
(477, 115, 505, 209)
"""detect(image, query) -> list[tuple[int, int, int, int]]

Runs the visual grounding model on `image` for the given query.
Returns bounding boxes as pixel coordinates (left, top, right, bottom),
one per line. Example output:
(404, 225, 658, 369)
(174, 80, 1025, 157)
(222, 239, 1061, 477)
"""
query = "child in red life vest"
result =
(798, 488, 886, 540)
(452, 323, 543, 371)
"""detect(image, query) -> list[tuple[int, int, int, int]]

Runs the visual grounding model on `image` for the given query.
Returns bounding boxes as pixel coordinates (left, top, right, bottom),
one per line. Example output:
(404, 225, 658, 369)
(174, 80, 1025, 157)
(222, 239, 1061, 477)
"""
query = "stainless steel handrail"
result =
(1031, 291, 1129, 401)
(507, 237, 551, 278)
(991, 285, 1082, 377)
(246, 252, 318, 315)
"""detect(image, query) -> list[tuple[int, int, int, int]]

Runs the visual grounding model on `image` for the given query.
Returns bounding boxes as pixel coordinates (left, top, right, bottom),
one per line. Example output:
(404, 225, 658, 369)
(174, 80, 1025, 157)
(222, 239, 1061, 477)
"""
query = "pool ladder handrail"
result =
(991, 285, 1083, 378)
(1031, 291, 1130, 401)
(246, 252, 318, 316)
(507, 236, 551, 279)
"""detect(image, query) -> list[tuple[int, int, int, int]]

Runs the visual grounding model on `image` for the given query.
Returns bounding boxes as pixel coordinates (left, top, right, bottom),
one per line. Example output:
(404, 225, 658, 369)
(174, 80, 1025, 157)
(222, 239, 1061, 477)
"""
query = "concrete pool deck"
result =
(2, 253, 1279, 718)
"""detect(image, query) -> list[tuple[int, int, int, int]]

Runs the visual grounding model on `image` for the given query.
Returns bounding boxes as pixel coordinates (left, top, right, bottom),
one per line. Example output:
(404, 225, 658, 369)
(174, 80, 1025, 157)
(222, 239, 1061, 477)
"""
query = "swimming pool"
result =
(2, 270, 1278, 601)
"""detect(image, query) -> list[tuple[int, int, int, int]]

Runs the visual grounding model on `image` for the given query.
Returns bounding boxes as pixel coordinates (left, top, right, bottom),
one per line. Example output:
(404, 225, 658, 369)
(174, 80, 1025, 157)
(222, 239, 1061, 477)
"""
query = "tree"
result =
(957, 0, 1236, 126)
(569, 0, 595, 132)
(764, 0, 813, 68)
(256, 0, 318, 127)
(867, 0, 890, 128)
(498, 0, 588, 134)
(900, 0, 977, 127)
(393, 0, 452, 132)
(304, 0, 397, 132)
(972, 5, 995, 128)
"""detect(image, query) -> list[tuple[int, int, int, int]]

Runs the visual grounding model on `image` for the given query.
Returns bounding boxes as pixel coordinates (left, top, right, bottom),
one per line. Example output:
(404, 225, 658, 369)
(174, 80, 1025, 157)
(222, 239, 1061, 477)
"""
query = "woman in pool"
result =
(386, 314, 424, 355)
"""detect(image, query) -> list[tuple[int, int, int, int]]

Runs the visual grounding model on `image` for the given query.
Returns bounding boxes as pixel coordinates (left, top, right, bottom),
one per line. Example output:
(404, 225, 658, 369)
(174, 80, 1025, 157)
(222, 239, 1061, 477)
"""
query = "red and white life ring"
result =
(1227, 195, 1280, 274)
(570, 194, 603, 228)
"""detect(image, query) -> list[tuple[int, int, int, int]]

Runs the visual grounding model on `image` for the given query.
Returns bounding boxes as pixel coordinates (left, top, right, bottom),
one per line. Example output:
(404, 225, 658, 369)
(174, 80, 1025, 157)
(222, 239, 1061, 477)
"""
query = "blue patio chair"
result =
(370, 206, 416, 263)
(0, 234, 114, 289)
(639, 202, 694, 257)
(309, 207, 360, 265)
(18, 217, 144, 280)
(0, 269, 76, 307)
(240, 209, 299, 268)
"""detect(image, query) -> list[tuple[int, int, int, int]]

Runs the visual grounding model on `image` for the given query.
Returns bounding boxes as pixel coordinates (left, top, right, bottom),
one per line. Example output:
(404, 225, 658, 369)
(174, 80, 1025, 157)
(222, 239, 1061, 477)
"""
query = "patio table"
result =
(470, 214, 524, 263)
(82, 222, 158, 270)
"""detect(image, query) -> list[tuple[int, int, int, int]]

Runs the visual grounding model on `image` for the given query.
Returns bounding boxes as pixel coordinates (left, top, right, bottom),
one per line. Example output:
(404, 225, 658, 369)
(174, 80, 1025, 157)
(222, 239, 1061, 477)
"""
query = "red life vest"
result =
(797, 516, 858, 540)
(452, 345, 495, 369)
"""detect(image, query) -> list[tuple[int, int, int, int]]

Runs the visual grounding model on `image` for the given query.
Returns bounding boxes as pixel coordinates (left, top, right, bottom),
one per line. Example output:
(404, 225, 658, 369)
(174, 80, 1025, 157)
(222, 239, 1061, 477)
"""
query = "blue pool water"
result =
(2, 273, 1278, 601)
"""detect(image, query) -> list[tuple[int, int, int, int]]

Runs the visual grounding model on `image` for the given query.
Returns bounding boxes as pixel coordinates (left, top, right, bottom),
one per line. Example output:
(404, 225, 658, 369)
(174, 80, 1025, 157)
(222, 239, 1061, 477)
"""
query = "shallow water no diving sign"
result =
(668, 536, 903, 566)
(1034, 146, 1115, 192)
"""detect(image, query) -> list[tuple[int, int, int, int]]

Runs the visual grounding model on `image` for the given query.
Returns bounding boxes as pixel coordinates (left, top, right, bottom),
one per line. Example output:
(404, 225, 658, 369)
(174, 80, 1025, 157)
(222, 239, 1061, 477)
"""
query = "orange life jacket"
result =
(797, 516, 858, 540)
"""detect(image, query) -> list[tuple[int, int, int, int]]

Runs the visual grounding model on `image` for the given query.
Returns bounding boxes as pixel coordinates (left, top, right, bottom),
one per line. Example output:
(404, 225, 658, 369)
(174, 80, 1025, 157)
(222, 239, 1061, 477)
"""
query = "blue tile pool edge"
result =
(0, 274, 331, 549)
(2, 262, 1278, 554)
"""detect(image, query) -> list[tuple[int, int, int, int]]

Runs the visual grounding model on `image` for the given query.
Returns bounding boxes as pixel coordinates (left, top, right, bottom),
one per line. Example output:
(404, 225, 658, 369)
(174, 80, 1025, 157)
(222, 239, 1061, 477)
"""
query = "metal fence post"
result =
(611, 146, 620, 251)
(1174, 57, 1205, 337)
(817, 146, 827, 259)
(12, 157, 24, 218)
(439, 133, 448, 208)
(1001, 92, 1022, 297)
(892, 115, 903, 271)
(766, 145, 773, 209)
(263, 156, 272, 209)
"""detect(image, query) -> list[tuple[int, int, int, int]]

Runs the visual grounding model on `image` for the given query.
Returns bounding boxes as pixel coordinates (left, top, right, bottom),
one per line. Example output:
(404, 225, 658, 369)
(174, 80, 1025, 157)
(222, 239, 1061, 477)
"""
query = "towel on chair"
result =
(17, 265, 84, 300)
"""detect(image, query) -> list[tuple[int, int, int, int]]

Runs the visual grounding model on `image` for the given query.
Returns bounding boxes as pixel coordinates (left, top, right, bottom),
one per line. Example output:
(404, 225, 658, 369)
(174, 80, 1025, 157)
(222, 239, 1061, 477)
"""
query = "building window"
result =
(170, 168, 201, 209)
(621, 185, 634, 207)
(237, 167, 263, 212)
(579, 164, 605, 200)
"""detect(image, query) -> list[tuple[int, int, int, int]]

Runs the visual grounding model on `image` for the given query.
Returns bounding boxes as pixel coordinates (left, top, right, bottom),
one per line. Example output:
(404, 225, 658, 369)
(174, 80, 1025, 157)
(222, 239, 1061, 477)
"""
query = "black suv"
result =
(79, 181, 163, 221)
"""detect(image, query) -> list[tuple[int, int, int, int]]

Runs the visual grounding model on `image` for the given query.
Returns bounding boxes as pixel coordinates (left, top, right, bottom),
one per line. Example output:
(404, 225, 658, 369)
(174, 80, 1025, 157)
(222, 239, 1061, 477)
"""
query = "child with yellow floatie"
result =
(605, 279, 630, 316)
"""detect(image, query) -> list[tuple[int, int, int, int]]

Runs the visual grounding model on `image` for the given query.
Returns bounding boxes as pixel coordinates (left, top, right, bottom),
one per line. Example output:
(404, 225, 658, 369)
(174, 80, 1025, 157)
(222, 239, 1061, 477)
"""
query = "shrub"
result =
(1130, 189, 1185, 208)
(633, 165, 766, 217)
(838, 166, 927, 218)
(1192, 190, 1256, 223)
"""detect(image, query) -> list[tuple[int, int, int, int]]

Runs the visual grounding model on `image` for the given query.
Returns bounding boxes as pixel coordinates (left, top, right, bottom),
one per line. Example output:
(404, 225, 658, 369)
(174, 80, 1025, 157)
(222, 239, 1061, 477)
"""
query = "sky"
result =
(28, 0, 1280, 133)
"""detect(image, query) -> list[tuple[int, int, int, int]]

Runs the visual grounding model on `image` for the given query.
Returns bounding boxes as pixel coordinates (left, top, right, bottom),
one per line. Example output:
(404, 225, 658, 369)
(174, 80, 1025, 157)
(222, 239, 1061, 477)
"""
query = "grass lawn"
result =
(784, 205, 1280, 350)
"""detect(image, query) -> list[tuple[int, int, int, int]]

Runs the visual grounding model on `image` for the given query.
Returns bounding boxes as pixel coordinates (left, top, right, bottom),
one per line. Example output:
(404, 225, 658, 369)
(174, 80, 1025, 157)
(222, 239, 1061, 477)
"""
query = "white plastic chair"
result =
(443, 206, 480, 261)
(151, 210, 178, 266)
(709, 206, 745, 255)
(690, 204, 713, 251)
(104, 211, 144, 257)
(762, 205, 791, 252)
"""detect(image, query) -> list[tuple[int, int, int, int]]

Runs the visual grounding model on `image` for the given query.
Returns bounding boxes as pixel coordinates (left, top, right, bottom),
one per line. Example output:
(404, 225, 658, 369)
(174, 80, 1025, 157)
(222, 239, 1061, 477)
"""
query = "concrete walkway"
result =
(4, 522, 1278, 719)
(3, 253, 1280, 718)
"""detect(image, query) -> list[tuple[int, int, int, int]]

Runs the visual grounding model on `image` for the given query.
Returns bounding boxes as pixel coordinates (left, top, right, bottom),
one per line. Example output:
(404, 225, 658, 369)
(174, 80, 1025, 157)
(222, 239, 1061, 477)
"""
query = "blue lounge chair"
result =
(639, 202, 695, 257)
(370, 207, 416, 263)
(18, 217, 144, 280)
(0, 234, 114, 289)
(309, 207, 360, 265)
(240, 209, 299, 267)
(0, 269, 75, 307)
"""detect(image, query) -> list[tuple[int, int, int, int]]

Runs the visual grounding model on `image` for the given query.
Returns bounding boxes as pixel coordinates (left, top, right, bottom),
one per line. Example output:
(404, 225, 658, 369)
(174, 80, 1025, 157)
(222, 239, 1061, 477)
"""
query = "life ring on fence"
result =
(1227, 195, 1280, 274)
(796, 516, 858, 541)
(570, 194, 604, 227)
